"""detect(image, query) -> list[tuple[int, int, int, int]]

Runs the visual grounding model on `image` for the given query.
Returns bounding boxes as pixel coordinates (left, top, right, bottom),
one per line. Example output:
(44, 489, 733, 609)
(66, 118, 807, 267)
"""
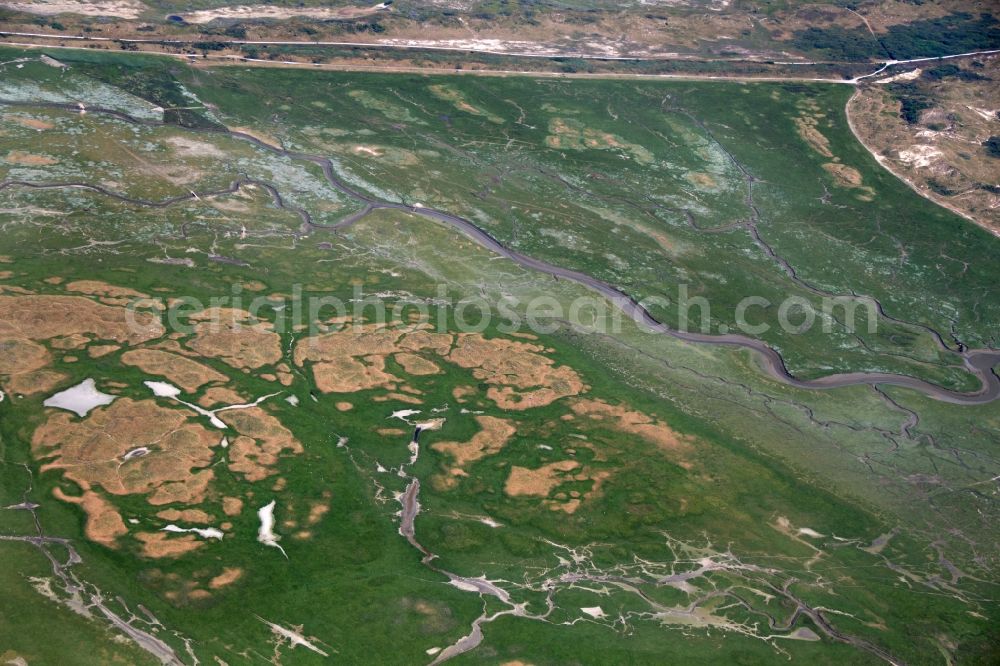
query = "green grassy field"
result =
(0, 47, 997, 665)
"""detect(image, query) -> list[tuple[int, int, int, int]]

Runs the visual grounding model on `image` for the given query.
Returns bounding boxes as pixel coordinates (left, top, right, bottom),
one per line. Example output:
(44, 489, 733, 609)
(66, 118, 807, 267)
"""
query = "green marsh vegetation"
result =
(0, 47, 996, 664)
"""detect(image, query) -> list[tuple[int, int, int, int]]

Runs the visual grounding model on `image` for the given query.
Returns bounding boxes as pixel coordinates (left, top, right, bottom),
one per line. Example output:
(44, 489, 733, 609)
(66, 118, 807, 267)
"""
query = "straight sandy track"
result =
(0, 38, 854, 83)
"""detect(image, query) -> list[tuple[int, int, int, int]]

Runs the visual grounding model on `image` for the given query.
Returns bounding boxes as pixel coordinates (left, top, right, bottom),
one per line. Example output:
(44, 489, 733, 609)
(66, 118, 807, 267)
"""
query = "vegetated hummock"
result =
(0, 45, 997, 665)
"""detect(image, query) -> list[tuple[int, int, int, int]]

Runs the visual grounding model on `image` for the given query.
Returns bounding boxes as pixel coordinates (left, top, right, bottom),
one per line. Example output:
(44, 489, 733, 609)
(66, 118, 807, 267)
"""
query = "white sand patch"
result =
(145, 380, 279, 428)
(876, 68, 921, 84)
(145, 380, 227, 428)
(177, 4, 382, 24)
(144, 380, 180, 398)
(257, 500, 286, 557)
(449, 579, 481, 593)
(39, 54, 65, 68)
(897, 145, 943, 168)
(161, 524, 224, 540)
(581, 606, 606, 618)
(783, 627, 821, 641)
(388, 409, 446, 433)
(43, 378, 115, 417)
(969, 107, 998, 121)
(0, 0, 145, 18)
(122, 446, 150, 461)
(257, 617, 330, 657)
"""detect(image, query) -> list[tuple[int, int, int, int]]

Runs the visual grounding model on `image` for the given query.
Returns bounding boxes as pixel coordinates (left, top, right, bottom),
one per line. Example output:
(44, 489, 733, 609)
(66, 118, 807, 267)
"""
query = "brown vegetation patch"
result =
(0, 304, 151, 393)
(136, 532, 204, 558)
(53, 487, 127, 548)
(0, 285, 33, 295)
(570, 399, 692, 452)
(260, 372, 295, 386)
(395, 352, 441, 375)
(50, 333, 89, 350)
(823, 162, 862, 187)
(448, 334, 584, 410)
(822, 162, 875, 200)
(150, 474, 214, 506)
(0, 333, 55, 394)
(313, 354, 402, 393)
(296, 323, 583, 408)
(297, 322, 411, 361)
(32, 398, 219, 532)
(65, 280, 149, 300)
(684, 172, 719, 189)
(209, 567, 243, 589)
(185, 308, 282, 370)
(306, 501, 329, 526)
(295, 322, 452, 393)
(0, 336, 50, 375)
(4, 151, 57, 166)
(505, 460, 580, 497)
(7, 368, 67, 395)
(4, 114, 54, 130)
(149, 339, 197, 356)
(546, 118, 653, 164)
(433, 415, 515, 470)
(231, 126, 282, 150)
(373, 391, 423, 405)
(504, 458, 611, 514)
(0, 294, 163, 343)
(122, 349, 228, 392)
(156, 508, 213, 524)
(219, 407, 303, 482)
(794, 115, 833, 158)
(222, 496, 244, 516)
(452, 385, 476, 403)
(398, 330, 453, 354)
(87, 344, 120, 358)
(429, 84, 504, 124)
(377, 427, 408, 436)
(198, 386, 246, 408)
(274, 364, 294, 386)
